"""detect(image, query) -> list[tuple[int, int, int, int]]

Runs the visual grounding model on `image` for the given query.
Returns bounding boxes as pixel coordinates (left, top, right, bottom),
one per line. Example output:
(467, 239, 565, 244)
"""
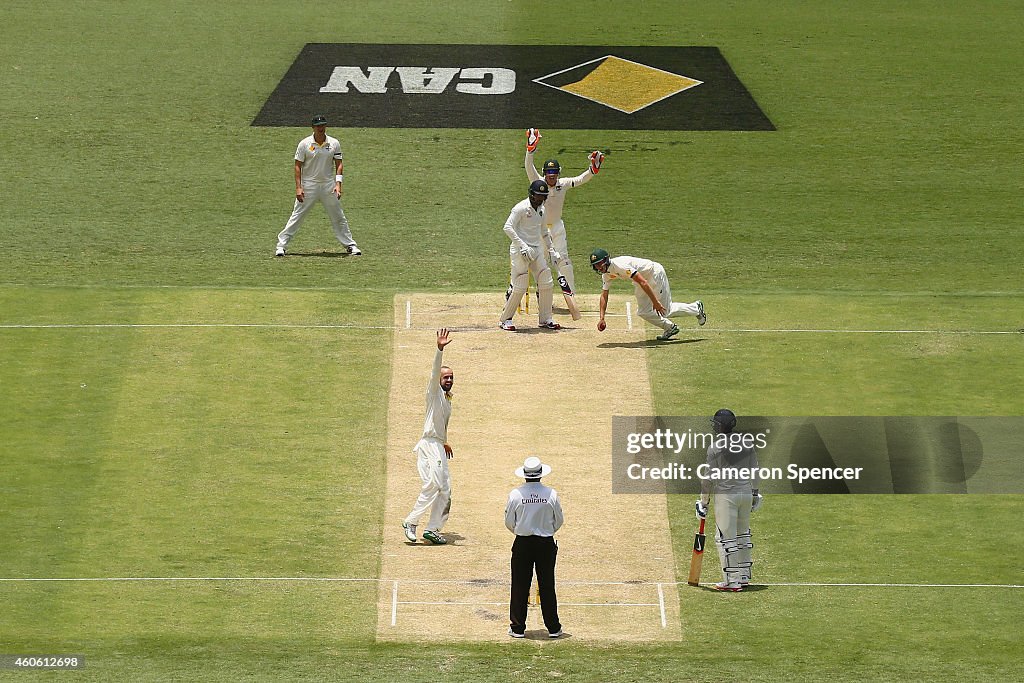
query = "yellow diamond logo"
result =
(533, 55, 702, 114)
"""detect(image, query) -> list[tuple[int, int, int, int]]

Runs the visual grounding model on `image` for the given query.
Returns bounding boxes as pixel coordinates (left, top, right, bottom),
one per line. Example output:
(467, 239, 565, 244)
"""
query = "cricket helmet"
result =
(711, 409, 737, 434)
(590, 248, 610, 271)
(542, 159, 561, 174)
(529, 179, 550, 197)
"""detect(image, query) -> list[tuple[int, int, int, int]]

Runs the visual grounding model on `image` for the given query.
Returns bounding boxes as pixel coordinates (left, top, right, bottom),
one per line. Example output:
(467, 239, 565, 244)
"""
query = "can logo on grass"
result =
(252, 44, 774, 131)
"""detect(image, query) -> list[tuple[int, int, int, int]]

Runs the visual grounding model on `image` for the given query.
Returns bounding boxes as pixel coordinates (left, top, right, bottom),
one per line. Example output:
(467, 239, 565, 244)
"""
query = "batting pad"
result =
(377, 293, 681, 642)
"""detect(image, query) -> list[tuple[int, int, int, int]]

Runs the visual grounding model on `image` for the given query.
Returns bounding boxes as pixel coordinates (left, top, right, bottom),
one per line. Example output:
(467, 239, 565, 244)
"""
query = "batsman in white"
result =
(523, 128, 604, 298)
(696, 409, 763, 591)
(402, 328, 455, 545)
(499, 180, 561, 331)
(590, 248, 706, 341)
(275, 114, 360, 257)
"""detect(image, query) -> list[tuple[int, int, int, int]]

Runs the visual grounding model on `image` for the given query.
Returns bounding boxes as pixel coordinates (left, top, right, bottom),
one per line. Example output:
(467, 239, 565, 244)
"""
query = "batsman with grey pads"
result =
(696, 409, 763, 591)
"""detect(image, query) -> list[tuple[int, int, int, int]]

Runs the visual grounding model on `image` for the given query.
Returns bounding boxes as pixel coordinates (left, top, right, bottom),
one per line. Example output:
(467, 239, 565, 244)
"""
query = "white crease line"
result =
(405, 300, 411, 329)
(0, 577, 1019, 588)
(2, 323, 1016, 335)
(391, 581, 398, 627)
(657, 583, 666, 628)
(397, 601, 659, 607)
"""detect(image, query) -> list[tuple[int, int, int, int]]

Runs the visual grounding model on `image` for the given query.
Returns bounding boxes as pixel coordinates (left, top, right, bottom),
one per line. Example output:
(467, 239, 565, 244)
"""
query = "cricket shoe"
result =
(696, 300, 706, 326)
(499, 319, 517, 332)
(549, 629, 564, 638)
(508, 628, 525, 639)
(539, 320, 561, 330)
(422, 529, 447, 545)
(275, 247, 286, 257)
(657, 324, 680, 341)
(713, 581, 743, 592)
(402, 522, 417, 543)
(347, 244, 362, 256)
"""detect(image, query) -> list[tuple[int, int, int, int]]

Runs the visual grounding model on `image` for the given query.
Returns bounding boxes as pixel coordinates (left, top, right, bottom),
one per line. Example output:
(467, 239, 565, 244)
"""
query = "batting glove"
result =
(751, 493, 763, 512)
(695, 501, 708, 519)
(589, 150, 605, 174)
(549, 250, 562, 263)
(526, 128, 542, 153)
(520, 245, 538, 261)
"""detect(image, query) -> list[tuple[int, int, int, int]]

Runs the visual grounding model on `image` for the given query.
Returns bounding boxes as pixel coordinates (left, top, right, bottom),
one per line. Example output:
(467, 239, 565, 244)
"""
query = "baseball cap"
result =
(311, 115, 327, 126)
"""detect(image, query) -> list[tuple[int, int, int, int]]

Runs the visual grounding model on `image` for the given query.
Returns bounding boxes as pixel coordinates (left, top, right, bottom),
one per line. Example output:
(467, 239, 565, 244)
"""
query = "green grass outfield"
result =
(1, 1, 1022, 681)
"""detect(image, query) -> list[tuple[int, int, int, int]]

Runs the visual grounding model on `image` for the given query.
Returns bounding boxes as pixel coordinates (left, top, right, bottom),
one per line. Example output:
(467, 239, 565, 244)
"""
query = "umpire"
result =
(505, 456, 564, 638)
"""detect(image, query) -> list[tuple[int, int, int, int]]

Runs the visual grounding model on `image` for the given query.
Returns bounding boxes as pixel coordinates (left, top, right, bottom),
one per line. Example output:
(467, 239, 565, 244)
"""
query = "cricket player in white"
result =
(523, 128, 604, 297)
(697, 409, 763, 591)
(275, 114, 360, 257)
(591, 248, 706, 341)
(402, 329, 455, 545)
(499, 180, 561, 331)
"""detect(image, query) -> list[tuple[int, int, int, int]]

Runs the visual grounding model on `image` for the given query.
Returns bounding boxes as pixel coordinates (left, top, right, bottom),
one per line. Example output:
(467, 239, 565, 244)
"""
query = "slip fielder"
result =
(402, 329, 455, 545)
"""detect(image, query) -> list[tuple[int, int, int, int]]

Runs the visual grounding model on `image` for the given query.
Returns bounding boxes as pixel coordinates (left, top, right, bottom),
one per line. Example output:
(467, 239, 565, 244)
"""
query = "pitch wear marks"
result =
(252, 44, 774, 130)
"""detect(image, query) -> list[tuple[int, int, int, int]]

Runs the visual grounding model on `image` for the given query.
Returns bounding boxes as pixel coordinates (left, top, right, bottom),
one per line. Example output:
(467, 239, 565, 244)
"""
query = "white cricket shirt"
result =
(503, 198, 548, 248)
(505, 482, 564, 536)
(601, 256, 661, 290)
(525, 151, 593, 224)
(294, 134, 343, 185)
(420, 347, 452, 442)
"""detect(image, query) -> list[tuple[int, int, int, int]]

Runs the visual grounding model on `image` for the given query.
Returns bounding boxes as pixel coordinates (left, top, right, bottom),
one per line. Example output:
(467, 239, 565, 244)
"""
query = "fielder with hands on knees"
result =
(505, 456, 564, 639)
(499, 180, 562, 331)
(523, 128, 604, 301)
(275, 114, 361, 257)
(402, 329, 455, 545)
(696, 409, 763, 591)
(590, 248, 705, 341)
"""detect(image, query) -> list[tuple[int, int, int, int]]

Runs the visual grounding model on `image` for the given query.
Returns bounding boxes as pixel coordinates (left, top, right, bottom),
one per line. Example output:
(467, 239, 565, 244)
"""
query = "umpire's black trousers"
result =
(509, 535, 560, 635)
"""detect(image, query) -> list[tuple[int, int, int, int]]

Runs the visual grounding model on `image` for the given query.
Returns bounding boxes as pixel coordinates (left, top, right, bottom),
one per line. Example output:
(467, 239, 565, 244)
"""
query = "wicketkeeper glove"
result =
(589, 150, 605, 174)
(751, 492, 763, 512)
(526, 128, 542, 153)
(695, 500, 708, 519)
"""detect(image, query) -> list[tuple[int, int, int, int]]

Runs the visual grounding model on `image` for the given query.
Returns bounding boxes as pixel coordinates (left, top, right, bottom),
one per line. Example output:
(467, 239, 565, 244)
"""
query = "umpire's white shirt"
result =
(503, 198, 548, 248)
(505, 482, 563, 536)
(295, 134, 343, 185)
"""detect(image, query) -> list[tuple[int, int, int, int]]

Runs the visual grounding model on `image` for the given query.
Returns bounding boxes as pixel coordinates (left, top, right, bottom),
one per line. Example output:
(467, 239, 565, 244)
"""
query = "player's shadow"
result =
(697, 583, 768, 592)
(283, 250, 353, 258)
(598, 338, 706, 349)
(522, 630, 573, 641)
(407, 531, 467, 546)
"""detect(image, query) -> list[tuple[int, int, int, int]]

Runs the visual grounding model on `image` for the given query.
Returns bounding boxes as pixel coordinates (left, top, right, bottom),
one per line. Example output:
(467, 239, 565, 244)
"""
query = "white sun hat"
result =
(515, 456, 552, 479)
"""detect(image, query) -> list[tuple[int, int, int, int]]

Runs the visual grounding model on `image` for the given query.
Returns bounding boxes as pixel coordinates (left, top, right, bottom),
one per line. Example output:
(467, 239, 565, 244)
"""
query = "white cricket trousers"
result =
(633, 266, 701, 331)
(404, 438, 451, 532)
(276, 181, 355, 249)
(546, 220, 576, 294)
(500, 246, 555, 324)
(714, 491, 754, 584)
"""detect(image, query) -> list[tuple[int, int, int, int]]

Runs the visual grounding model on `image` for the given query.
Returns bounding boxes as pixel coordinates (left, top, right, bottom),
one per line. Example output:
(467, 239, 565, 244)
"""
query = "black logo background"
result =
(252, 43, 774, 131)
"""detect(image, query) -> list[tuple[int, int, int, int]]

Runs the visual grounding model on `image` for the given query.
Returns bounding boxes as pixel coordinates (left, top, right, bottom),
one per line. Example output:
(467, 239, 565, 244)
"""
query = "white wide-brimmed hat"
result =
(515, 456, 552, 479)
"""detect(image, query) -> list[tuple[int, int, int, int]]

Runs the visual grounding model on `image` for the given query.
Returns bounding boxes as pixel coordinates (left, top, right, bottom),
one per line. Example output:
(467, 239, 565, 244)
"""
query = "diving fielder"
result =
(402, 329, 455, 545)
(590, 249, 705, 341)
(499, 180, 561, 331)
(524, 128, 604, 297)
(696, 409, 763, 591)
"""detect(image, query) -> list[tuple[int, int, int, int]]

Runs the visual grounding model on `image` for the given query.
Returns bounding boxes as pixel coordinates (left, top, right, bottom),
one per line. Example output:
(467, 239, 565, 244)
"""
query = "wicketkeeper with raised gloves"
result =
(499, 180, 562, 331)
(523, 128, 604, 299)
(505, 456, 564, 638)
(696, 409, 763, 591)
(402, 329, 455, 545)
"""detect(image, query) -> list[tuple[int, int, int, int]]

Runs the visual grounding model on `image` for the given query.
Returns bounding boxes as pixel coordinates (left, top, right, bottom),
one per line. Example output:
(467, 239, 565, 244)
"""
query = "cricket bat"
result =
(557, 275, 582, 320)
(687, 517, 706, 586)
